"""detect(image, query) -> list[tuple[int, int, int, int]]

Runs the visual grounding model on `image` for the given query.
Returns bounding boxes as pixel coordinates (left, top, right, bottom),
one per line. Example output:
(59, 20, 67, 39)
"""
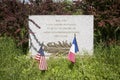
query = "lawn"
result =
(0, 37, 120, 80)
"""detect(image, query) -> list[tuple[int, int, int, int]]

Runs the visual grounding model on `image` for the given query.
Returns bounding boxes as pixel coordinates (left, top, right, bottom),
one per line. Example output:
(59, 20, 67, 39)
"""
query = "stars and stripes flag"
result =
(35, 45, 47, 70)
(68, 34, 79, 63)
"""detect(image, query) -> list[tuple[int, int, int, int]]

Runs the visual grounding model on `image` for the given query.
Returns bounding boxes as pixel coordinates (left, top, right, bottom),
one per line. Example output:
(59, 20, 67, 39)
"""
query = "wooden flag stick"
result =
(74, 33, 76, 37)
(80, 56, 85, 75)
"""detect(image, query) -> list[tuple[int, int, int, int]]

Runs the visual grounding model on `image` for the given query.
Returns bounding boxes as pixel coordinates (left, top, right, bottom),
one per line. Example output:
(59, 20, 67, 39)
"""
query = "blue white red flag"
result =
(68, 35, 79, 63)
(35, 45, 47, 70)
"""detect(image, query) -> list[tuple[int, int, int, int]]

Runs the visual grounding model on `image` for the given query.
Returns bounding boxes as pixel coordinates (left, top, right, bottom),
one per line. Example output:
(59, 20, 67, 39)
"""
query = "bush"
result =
(83, 0, 120, 44)
(1, 0, 119, 52)
(0, 0, 83, 53)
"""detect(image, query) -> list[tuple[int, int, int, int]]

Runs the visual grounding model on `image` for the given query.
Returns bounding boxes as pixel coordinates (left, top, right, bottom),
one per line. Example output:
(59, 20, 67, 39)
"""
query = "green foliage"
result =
(0, 37, 120, 80)
(0, 37, 37, 80)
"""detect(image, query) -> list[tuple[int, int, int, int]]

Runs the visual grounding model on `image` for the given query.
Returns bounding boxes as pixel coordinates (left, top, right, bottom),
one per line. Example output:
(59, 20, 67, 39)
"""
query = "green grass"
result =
(0, 37, 120, 80)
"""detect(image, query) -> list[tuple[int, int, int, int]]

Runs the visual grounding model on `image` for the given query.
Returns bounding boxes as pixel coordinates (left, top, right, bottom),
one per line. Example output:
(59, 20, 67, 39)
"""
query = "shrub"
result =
(0, 0, 83, 53)
(0, 0, 120, 52)
(83, 0, 120, 44)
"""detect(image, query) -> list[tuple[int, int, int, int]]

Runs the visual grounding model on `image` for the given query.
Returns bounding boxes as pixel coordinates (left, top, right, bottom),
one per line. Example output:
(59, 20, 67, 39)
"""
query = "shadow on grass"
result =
(68, 62, 74, 70)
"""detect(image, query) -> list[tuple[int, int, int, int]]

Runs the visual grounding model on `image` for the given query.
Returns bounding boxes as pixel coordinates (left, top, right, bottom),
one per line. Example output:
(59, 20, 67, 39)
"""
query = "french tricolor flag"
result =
(68, 35, 79, 63)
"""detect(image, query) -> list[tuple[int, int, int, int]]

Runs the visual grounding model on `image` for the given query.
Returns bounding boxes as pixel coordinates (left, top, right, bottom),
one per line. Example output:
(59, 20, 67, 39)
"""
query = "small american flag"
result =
(35, 46, 47, 70)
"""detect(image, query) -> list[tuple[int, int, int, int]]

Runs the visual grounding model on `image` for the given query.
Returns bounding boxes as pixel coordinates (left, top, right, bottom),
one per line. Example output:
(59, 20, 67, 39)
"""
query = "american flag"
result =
(35, 46, 47, 70)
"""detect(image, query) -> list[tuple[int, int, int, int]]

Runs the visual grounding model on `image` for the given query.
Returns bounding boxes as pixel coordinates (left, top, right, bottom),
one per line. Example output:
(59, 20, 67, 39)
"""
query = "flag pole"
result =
(74, 33, 76, 38)
(80, 54, 85, 76)
(74, 33, 85, 75)
(75, 33, 85, 76)
(75, 33, 85, 75)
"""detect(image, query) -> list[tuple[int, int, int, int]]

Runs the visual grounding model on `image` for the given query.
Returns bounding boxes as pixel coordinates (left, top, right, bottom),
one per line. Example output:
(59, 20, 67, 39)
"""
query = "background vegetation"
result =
(0, 0, 84, 53)
(0, 0, 119, 53)
(0, 0, 120, 79)
(84, 0, 120, 45)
